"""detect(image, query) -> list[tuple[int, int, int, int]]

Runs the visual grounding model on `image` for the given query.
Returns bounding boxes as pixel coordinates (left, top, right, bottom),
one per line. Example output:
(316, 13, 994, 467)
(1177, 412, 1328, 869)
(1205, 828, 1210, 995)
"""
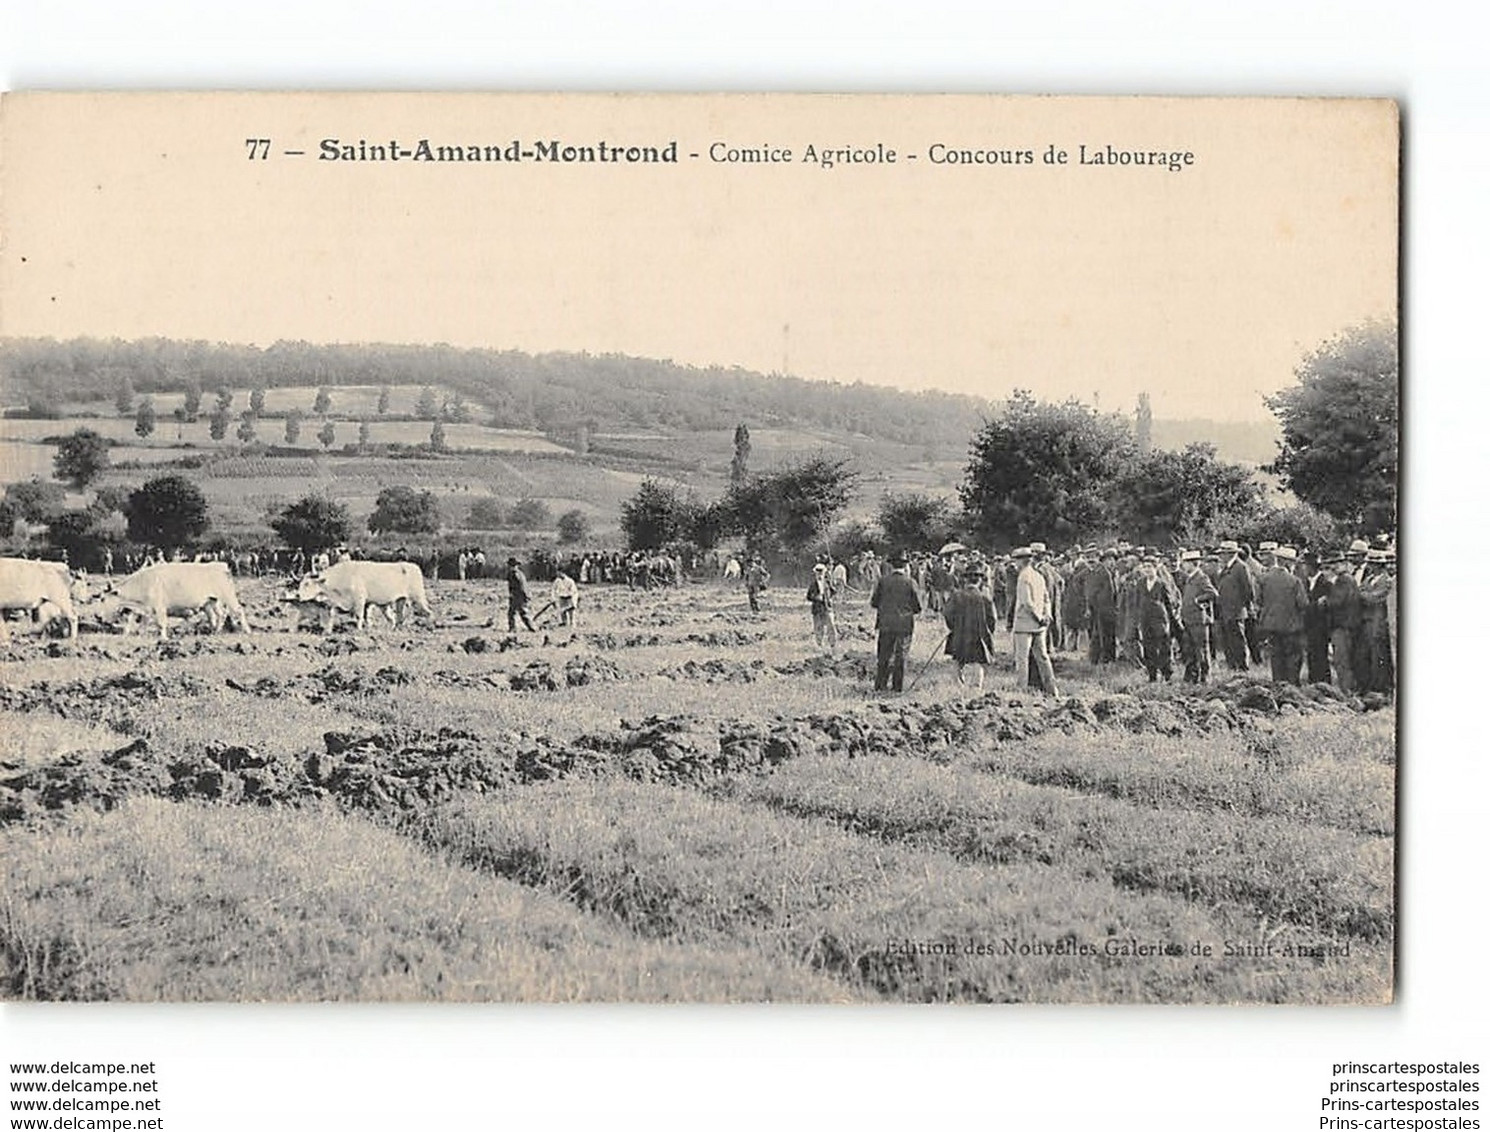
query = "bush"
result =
(508, 498, 551, 531)
(125, 474, 210, 550)
(465, 498, 505, 530)
(368, 486, 440, 536)
(556, 509, 589, 544)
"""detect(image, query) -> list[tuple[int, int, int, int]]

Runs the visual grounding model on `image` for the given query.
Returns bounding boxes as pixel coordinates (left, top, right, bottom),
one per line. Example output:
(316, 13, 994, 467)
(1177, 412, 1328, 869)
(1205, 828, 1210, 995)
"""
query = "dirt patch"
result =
(773, 652, 876, 681)
(659, 658, 771, 684)
(0, 737, 302, 823)
(508, 656, 623, 692)
(0, 671, 211, 730)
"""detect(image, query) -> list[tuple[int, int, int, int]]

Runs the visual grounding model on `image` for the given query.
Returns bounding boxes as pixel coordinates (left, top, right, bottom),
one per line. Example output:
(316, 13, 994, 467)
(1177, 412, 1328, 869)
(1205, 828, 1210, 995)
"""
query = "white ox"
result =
(105, 561, 250, 639)
(0, 558, 80, 641)
(296, 560, 431, 632)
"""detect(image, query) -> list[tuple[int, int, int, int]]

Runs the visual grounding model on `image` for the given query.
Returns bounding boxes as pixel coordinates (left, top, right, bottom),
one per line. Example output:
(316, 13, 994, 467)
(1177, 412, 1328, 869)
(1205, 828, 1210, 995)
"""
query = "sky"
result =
(1, 93, 1397, 421)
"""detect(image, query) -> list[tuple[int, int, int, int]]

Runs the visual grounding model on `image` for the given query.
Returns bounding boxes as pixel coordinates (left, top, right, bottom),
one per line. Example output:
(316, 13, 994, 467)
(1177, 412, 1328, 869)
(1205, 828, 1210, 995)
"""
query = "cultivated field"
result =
(0, 578, 1394, 1004)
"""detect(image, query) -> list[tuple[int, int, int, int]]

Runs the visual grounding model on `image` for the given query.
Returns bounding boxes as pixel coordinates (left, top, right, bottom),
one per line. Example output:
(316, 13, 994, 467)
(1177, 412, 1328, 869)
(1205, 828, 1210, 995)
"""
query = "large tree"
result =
(126, 474, 210, 550)
(53, 428, 112, 489)
(1267, 319, 1398, 532)
(1111, 443, 1264, 548)
(960, 390, 1136, 549)
(368, 486, 439, 535)
(272, 495, 352, 553)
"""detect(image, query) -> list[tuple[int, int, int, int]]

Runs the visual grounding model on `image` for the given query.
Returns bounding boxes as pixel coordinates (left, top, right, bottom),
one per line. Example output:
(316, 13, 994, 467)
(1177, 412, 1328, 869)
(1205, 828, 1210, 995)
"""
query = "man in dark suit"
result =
(1257, 545, 1308, 684)
(1325, 550, 1362, 692)
(1302, 551, 1332, 684)
(1083, 547, 1120, 664)
(870, 550, 922, 693)
(1213, 539, 1256, 671)
(1133, 556, 1177, 682)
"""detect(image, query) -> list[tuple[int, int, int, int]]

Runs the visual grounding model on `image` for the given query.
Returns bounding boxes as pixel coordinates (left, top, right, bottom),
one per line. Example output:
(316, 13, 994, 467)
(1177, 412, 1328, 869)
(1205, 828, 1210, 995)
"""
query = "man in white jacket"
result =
(1011, 546, 1060, 697)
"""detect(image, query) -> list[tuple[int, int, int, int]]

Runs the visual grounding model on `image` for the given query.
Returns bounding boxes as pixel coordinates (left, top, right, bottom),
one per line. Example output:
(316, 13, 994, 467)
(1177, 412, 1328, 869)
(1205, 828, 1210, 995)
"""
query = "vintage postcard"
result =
(0, 94, 1398, 1004)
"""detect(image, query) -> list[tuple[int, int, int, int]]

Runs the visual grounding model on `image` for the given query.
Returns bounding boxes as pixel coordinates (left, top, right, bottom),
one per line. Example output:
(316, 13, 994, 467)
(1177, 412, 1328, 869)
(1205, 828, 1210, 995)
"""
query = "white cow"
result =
(0, 558, 80, 641)
(104, 561, 250, 639)
(296, 560, 431, 632)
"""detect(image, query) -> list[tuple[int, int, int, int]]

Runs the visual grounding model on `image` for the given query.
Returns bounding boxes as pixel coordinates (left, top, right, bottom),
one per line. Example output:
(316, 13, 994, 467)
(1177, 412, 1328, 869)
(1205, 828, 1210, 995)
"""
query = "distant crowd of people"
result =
(780, 537, 1398, 699)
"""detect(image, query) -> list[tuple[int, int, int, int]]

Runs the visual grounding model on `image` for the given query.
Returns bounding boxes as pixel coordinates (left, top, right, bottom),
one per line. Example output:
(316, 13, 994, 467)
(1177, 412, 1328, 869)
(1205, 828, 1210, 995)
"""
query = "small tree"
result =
(721, 457, 858, 562)
(53, 428, 112, 489)
(208, 407, 230, 441)
(443, 394, 472, 424)
(248, 386, 267, 415)
(134, 398, 157, 440)
(465, 498, 505, 529)
(556, 509, 590, 544)
(271, 494, 352, 554)
(509, 497, 551, 530)
(620, 480, 696, 551)
(368, 486, 439, 535)
(415, 386, 441, 420)
(126, 474, 210, 550)
(317, 419, 337, 450)
(236, 412, 258, 445)
(183, 380, 203, 420)
(115, 378, 135, 416)
(377, 385, 391, 415)
(876, 491, 957, 553)
(429, 418, 447, 452)
(313, 385, 332, 416)
(284, 409, 304, 445)
(358, 419, 372, 452)
(0, 499, 16, 539)
(731, 423, 751, 486)
(215, 387, 234, 414)
(90, 484, 133, 519)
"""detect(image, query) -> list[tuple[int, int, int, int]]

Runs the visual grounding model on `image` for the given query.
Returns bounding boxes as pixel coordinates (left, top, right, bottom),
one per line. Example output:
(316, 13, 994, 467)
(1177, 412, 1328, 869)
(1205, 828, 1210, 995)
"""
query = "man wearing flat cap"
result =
(1083, 547, 1120, 665)
(870, 550, 921, 692)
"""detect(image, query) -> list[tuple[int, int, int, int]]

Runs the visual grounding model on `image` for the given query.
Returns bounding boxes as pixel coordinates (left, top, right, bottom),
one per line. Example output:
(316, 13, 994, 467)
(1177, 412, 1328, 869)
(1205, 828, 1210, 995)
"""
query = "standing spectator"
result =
(1324, 550, 1362, 692)
(1083, 547, 1120, 664)
(1359, 549, 1395, 693)
(870, 551, 921, 693)
(1213, 540, 1256, 671)
(1257, 545, 1308, 683)
(1134, 555, 1178, 683)
(1176, 550, 1219, 684)
(943, 566, 998, 691)
(805, 561, 838, 650)
(505, 556, 536, 632)
(1302, 551, 1333, 684)
(1011, 546, 1060, 697)
(744, 554, 770, 613)
(1242, 543, 1268, 666)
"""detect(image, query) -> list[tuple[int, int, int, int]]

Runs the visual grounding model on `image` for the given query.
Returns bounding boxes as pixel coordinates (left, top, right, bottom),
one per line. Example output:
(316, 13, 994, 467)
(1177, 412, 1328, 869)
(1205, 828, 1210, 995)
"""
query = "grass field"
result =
(0, 577, 1394, 1003)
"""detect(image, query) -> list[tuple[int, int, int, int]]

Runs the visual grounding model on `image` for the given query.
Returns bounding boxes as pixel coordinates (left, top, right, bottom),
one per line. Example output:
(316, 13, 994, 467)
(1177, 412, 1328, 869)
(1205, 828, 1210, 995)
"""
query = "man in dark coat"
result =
(870, 551, 922, 693)
(1256, 545, 1308, 683)
(1176, 550, 1220, 684)
(1213, 539, 1256, 671)
(1302, 551, 1333, 684)
(1083, 548, 1120, 664)
(1325, 550, 1362, 692)
(506, 556, 536, 632)
(1133, 556, 1177, 682)
(943, 567, 997, 691)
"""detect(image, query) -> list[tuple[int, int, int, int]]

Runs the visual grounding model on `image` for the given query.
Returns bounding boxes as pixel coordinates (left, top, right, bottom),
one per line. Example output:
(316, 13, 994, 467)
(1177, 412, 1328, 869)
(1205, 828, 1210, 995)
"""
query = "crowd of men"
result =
(802, 536, 1398, 699)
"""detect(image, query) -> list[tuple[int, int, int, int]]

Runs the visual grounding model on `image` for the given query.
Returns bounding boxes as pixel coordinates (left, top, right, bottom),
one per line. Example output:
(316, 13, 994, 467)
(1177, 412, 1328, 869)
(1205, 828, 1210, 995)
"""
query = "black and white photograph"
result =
(0, 92, 1399, 1010)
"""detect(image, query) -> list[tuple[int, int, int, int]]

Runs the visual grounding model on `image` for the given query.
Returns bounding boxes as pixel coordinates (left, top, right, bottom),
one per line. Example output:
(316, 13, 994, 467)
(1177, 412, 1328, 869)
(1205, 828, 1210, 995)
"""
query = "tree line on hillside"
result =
(0, 336, 991, 450)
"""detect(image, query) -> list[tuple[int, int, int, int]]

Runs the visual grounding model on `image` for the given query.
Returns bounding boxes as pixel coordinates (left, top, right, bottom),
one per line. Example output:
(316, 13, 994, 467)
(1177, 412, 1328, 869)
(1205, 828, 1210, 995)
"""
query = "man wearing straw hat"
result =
(1257, 544, 1308, 684)
(1010, 546, 1060, 698)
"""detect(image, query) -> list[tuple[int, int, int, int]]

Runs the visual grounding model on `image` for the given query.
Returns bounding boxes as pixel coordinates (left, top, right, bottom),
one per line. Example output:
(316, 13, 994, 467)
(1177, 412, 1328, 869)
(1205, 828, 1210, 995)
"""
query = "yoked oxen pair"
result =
(0, 557, 85, 641)
(100, 561, 251, 639)
(293, 559, 432, 632)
